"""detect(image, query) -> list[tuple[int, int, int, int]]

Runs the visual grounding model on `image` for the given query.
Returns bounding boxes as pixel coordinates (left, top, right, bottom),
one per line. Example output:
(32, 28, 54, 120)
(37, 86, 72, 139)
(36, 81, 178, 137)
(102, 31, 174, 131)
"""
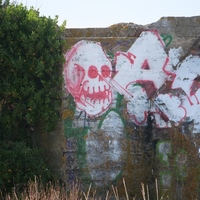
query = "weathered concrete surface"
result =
(33, 121, 66, 179)
(148, 16, 200, 54)
(60, 16, 200, 199)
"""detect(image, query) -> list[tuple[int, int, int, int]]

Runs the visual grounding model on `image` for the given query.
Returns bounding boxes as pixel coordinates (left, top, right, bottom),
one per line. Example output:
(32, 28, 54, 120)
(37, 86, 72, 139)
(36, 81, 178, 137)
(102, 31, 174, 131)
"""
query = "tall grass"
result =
(1, 177, 162, 200)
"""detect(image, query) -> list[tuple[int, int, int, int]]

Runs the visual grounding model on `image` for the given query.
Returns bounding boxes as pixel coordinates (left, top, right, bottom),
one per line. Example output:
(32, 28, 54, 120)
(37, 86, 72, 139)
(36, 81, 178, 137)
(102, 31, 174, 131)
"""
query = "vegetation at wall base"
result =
(0, 177, 163, 200)
(0, 0, 66, 193)
(0, 141, 57, 193)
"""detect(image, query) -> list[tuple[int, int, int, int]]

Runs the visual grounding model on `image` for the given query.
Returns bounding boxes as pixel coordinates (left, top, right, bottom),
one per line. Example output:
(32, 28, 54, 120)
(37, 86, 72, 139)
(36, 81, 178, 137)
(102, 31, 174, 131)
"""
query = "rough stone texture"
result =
(148, 16, 200, 54)
(60, 16, 200, 199)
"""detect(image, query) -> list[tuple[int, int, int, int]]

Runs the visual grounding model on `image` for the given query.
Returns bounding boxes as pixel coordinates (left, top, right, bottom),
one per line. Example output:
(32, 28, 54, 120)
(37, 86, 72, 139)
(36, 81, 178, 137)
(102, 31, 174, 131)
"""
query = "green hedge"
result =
(0, 141, 56, 192)
(0, 1, 66, 140)
(0, 0, 66, 193)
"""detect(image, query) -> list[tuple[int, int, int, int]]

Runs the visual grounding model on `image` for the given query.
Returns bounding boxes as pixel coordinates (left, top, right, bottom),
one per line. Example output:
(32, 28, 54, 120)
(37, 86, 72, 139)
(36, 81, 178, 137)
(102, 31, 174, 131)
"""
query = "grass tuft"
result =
(1, 177, 162, 200)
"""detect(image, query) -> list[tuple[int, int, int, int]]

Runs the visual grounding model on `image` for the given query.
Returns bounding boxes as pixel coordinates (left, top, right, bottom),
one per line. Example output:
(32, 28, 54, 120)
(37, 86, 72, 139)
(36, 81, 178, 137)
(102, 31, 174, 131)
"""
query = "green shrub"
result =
(0, 141, 56, 193)
(0, 0, 66, 193)
(0, 0, 66, 140)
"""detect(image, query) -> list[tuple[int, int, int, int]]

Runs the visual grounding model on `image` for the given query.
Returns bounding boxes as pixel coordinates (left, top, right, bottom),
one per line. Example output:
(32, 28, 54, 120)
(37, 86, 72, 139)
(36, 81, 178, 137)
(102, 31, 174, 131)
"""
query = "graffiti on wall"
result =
(63, 29, 200, 190)
(63, 30, 200, 134)
(63, 40, 113, 116)
(86, 110, 126, 186)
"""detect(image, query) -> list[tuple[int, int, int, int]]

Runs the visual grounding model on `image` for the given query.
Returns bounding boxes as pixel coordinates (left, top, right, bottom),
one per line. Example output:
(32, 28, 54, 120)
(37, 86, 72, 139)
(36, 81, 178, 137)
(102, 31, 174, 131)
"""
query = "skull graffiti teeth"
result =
(63, 40, 113, 116)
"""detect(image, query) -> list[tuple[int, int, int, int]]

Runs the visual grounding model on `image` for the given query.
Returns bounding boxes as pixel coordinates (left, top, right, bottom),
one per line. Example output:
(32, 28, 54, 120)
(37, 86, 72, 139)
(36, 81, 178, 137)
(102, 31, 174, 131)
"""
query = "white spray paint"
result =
(86, 111, 125, 186)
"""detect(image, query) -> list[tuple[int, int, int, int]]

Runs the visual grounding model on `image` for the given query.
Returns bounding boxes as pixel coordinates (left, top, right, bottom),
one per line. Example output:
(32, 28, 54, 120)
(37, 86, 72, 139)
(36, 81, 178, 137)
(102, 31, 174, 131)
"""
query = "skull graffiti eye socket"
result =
(88, 65, 98, 79)
(101, 65, 111, 78)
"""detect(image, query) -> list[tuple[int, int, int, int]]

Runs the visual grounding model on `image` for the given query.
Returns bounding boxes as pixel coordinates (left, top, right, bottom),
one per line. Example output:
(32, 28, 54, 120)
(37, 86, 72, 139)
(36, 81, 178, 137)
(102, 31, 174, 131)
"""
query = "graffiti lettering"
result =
(63, 30, 200, 134)
(161, 34, 173, 47)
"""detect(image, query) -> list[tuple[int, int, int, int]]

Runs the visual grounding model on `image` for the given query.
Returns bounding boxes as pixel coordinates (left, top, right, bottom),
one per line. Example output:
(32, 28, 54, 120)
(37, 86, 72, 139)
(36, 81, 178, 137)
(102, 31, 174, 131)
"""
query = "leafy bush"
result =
(0, 141, 56, 193)
(0, 0, 66, 140)
(0, 0, 66, 193)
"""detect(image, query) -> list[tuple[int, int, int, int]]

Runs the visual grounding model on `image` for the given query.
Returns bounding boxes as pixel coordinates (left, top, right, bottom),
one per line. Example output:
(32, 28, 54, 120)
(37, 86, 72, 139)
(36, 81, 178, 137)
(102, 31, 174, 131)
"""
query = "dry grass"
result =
(1, 177, 162, 200)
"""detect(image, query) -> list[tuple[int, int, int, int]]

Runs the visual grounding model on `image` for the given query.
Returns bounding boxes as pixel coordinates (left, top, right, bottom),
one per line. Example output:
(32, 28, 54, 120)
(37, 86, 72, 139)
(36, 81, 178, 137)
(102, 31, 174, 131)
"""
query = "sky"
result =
(9, 0, 200, 28)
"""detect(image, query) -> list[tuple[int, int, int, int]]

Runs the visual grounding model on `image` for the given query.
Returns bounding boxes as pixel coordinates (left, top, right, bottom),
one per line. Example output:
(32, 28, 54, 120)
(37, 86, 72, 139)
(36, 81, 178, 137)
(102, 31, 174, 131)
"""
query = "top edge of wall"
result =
(64, 16, 200, 38)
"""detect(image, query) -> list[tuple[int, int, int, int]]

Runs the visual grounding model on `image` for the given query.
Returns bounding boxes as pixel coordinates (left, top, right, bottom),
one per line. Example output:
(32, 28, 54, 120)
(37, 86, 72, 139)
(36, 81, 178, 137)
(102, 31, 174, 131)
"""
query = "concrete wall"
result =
(62, 16, 200, 199)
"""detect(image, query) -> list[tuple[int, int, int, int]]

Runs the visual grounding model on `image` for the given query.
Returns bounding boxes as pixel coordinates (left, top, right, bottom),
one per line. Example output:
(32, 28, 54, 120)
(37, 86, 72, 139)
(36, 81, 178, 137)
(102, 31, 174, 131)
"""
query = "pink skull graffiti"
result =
(63, 40, 113, 116)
